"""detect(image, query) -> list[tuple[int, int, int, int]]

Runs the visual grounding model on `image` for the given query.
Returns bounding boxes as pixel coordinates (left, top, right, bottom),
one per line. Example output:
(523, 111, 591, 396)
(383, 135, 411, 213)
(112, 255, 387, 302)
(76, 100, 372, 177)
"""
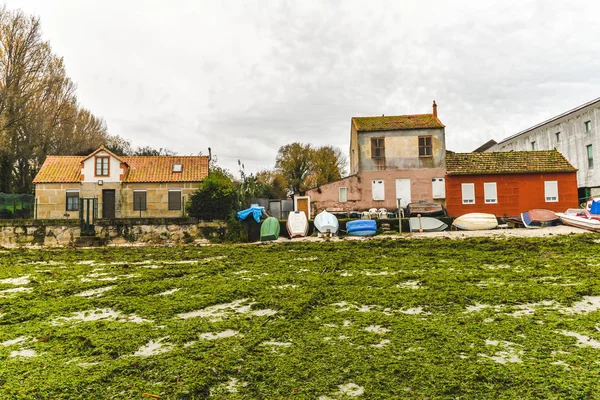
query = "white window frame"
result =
(544, 181, 558, 202)
(461, 183, 475, 204)
(339, 187, 347, 203)
(585, 120, 592, 132)
(372, 180, 385, 201)
(168, 189, 183, 210)
(484, 182, 497, 204)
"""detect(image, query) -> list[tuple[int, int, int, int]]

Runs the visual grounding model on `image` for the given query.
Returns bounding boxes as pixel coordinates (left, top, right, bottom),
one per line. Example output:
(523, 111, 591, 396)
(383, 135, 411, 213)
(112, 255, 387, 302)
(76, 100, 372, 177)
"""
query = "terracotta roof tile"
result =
(353, 114, 445, 132)
(122, 156, 209, 183)
(446, 150, 577, 175)
(32, 156, 82, 183)
(33, 153, 209, 183)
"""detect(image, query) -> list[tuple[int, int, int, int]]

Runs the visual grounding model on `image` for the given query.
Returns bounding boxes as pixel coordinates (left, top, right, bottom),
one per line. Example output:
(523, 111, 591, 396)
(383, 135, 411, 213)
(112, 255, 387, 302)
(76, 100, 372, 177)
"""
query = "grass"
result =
(1, 235, 600, 399)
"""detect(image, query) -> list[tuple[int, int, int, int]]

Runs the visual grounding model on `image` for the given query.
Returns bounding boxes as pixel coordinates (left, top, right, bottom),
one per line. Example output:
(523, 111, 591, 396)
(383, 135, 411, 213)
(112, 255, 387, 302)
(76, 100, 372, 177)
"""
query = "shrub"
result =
(187, 173, 237, 221)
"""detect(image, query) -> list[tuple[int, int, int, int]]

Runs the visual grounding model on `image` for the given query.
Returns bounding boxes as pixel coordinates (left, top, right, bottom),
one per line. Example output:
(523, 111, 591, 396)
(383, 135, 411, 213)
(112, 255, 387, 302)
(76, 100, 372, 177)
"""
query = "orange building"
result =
(445, 150, 578, 217)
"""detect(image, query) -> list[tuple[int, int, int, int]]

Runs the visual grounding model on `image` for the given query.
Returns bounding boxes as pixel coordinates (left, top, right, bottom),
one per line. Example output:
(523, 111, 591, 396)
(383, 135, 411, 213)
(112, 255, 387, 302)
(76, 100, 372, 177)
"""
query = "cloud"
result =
(8, 0, 600, 171)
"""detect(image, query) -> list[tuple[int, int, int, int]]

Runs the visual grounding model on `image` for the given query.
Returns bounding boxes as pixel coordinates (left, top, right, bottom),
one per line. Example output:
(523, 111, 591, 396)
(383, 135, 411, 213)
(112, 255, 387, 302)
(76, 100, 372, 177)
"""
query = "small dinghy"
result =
(286, 211, 309, 238)
(452, 213, 498, 231)
(260, 217, 280, 241)
(521, 209, 560, 228)
(314, 210, 339, 234)
(406, 201, 446, 217)
(346, 219, 377, 236)
(556, 209, 600, 232)
(409, 216, 448, 232)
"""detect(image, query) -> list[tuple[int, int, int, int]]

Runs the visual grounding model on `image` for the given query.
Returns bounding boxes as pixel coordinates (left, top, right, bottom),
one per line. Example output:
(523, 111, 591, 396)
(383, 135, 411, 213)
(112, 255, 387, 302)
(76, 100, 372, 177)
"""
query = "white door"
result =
(372, 180, 385, 201)
(432, 177, 446, 199)
(395, 179, 411, 207)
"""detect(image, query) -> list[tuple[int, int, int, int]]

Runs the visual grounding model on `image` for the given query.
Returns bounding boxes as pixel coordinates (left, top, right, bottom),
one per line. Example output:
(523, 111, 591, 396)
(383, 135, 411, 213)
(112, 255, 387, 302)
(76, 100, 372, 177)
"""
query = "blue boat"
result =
(346, 219, 377, 236)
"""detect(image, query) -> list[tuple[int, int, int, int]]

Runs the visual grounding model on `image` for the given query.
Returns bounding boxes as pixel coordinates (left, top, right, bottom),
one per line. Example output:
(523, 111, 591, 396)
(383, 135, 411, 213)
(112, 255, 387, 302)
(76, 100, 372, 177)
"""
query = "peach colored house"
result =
(33, 147, 209, 219)
(305, 102, 447, 215)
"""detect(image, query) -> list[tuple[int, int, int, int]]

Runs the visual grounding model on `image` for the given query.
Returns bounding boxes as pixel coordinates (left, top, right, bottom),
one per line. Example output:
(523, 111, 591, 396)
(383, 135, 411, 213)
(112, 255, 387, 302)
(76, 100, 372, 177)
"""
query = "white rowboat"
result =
(286, 211, 309, 238)
(452, 213, 498, 231)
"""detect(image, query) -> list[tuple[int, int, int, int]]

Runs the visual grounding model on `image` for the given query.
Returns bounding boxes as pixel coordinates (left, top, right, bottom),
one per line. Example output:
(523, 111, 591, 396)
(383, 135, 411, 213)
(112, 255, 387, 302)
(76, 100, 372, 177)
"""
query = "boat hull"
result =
(407, 202, 445, 217)
(286, 211, 309, 238)
(521, 209, 560, 229)
(452, 213, 498, 231)
(260, 217, 281, 241)
(409, 216, 448, 232)
(556, 212, 600, 232)
(346, 220, 377, 236)
(314, 210, 339, 234)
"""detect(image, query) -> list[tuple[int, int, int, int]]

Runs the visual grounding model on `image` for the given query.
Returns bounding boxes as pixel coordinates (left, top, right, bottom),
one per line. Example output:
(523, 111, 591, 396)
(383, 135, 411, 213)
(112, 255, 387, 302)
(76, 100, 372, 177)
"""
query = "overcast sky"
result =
(6, 0, 600, 175)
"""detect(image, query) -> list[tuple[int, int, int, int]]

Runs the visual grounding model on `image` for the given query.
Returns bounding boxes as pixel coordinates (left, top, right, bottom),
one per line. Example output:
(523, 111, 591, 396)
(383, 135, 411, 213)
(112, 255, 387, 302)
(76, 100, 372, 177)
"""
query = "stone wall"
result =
(0, 219, 222, 248)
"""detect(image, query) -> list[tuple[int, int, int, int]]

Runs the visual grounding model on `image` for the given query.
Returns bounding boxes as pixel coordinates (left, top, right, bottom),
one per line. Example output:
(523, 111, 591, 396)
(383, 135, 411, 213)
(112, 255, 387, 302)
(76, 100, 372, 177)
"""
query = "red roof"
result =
(33, 151, 209, 184)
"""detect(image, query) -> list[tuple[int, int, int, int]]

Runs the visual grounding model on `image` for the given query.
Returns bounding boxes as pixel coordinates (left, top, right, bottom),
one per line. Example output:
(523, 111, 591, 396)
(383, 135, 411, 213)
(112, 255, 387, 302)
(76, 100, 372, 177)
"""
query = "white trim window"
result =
(339, 187, 347, 202)
(544, 181, 558, 202)
(484, 182, 497, 204)
(65, 189, 80, 211)
(461, 183, 475, 204)
(372, 180, 385, 201)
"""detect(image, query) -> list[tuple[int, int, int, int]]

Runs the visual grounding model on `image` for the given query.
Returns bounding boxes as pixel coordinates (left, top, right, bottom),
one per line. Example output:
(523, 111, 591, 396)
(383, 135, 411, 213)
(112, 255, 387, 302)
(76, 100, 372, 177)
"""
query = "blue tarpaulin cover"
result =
(237, 206, 265, 223)
(591, 200, 600, 214)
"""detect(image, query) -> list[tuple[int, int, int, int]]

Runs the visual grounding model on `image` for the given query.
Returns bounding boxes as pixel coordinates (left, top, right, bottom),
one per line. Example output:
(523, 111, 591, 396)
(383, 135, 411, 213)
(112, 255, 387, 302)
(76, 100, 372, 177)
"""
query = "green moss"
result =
(0, 235, 599, 398)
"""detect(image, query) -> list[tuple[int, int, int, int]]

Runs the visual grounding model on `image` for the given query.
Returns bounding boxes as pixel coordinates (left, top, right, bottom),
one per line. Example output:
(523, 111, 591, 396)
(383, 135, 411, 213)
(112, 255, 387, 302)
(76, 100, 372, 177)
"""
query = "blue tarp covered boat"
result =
(346, 219, 377, 236)
(237, 205, 265, 223)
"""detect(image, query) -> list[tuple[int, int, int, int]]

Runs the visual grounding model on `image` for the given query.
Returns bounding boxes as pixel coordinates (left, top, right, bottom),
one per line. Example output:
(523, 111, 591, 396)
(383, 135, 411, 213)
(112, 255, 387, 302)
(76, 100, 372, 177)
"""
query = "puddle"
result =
(396, 281, 421, 289)
(478, 340, 523, 364)
(371, 339, 391, 348)
(0, 287, 32, 296)
(261, 341, 292, 347)
(561, 296, 600, 314)
(75, 286, 114, 298)
(399, 307, 424, 315)
(177, 299, 276, 321)
(272, 284, 298, 289)
(10, 349, 36, 358)
(199, 330, 239, 341)
(132, 337, 173, 357)
(232, 270, 249, 275)
(0, 275, 31, 285)
(52, 308, 152, 325)
(551, 360, 570, 369)
(558, 330, 600, 348)
(364, 325, 390, 334)
(1, 337, 27, 347)
(156, 288, 180, 296)
(364, 271, 391, 276)
(293, 257, 318, 261)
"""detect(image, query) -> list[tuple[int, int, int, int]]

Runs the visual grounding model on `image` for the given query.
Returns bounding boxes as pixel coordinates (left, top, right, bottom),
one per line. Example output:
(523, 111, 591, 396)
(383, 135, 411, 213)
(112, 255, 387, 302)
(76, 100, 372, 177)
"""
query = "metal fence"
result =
(0, 193, 35, 219)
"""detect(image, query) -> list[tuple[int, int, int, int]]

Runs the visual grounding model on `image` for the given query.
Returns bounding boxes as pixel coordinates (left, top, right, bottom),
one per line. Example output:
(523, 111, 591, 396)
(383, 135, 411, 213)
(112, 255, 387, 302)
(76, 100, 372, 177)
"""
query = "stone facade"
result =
(0, 220, 221, 248)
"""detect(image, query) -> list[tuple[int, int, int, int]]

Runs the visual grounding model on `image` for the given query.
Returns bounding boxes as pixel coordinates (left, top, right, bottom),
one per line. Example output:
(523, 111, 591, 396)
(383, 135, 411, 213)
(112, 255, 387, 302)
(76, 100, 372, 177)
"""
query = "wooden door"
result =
(102, 189, 115, 219)
(296, 197, 309, 219)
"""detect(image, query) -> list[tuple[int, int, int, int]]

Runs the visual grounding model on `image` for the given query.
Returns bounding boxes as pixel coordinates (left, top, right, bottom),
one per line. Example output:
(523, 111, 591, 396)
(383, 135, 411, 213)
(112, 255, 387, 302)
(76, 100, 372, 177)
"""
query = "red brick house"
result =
(445, 150, 578, 217)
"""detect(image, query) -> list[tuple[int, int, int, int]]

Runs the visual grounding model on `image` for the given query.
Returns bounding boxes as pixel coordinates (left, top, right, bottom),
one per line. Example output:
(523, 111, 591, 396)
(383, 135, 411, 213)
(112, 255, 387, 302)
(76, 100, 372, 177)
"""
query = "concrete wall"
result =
(0, 220, 220, 248)
(351, 127, 446, 173)
(35, 182, 200, 219)
(445, 172, 579, 217)
(488, 101, 600, 191)
(305, 169, 446, 215)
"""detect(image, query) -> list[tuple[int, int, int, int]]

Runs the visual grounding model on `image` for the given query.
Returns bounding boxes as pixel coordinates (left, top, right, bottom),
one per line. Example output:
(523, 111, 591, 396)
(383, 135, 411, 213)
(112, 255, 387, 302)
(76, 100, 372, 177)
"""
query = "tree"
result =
(274, 143, 313, 194)
(187, 171, 236, 221)
(133, 146, 175, 156)
(310, 146, 347, 187)
(255, 169, 288, 199)
(0, 5, 109, 193)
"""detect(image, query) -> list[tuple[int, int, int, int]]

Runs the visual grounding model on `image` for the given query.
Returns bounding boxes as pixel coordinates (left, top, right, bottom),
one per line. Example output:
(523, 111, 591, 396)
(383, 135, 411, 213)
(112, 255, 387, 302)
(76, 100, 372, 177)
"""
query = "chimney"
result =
(432, 100, 438, 118)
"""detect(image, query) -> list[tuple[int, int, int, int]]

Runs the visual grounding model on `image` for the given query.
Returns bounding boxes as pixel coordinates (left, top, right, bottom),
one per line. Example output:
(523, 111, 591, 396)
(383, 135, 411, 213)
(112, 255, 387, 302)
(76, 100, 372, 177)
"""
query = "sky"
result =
(5, 0, 600, 176)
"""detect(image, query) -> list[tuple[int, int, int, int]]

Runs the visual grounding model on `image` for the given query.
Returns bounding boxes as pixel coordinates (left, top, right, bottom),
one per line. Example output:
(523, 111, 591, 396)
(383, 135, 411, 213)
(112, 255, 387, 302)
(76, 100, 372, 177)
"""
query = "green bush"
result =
(187, 172, 237, 221)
